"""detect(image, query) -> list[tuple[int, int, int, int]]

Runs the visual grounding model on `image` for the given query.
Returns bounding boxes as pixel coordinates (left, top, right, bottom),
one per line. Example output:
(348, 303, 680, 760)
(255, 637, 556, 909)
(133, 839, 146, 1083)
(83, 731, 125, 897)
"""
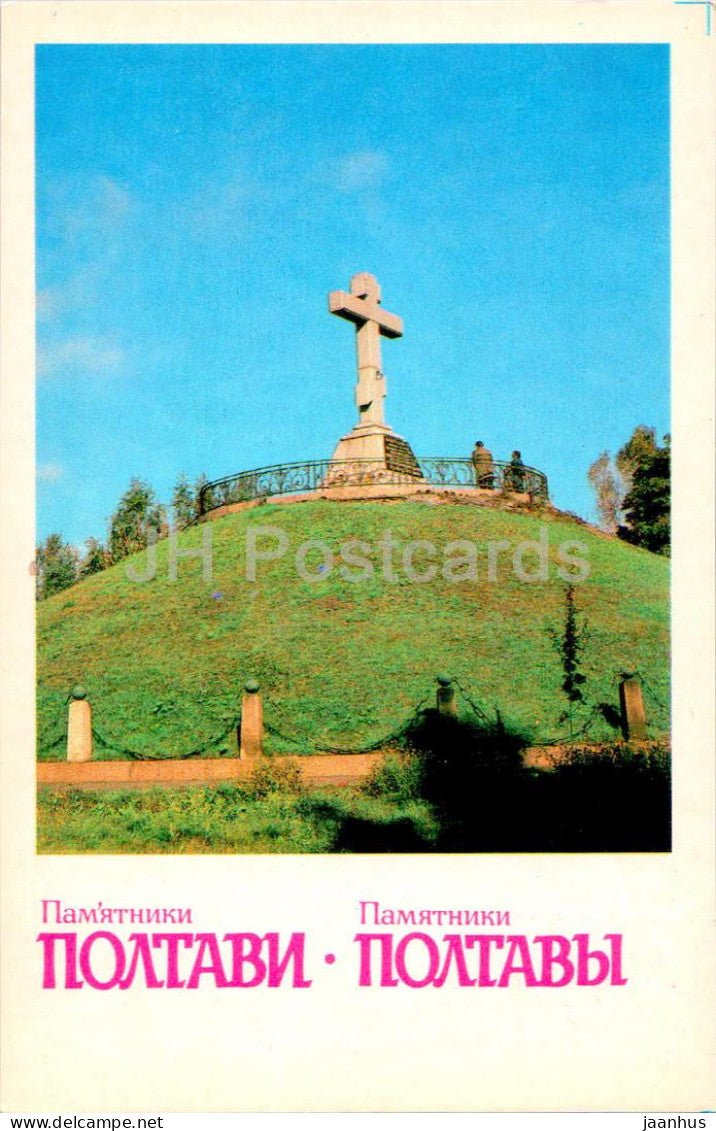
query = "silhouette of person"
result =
(471, 440, 494, 488)
(507, 449, 526, 492)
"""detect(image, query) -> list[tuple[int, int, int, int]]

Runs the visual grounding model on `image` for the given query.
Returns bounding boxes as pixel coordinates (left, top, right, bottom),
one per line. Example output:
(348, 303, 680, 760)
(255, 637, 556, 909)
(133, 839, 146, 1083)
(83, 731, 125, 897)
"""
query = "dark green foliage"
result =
(35, 533, 79, 601)
(587, 425, 669, 544)
(372, 717, 670, 853)
(618, 434, 670, 555)
(397, 710, 531, 850)
(108, 478, 167, 564)
(362, 750, 424, 802)
(548, 585, 589, 736)
(248, 756, 304, 797)
(193, 472, 210, 519)
(79, 537, 109, 579)
(534, 741, 671, 852)
(558, 585, 588, 704)
(616, 424, 659, 485)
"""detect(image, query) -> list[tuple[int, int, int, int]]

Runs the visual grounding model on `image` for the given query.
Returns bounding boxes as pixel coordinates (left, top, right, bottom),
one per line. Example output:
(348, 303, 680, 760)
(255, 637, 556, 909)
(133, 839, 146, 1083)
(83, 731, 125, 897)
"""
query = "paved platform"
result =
(37, 753, 384, 791)
(36, 746, 584, 792)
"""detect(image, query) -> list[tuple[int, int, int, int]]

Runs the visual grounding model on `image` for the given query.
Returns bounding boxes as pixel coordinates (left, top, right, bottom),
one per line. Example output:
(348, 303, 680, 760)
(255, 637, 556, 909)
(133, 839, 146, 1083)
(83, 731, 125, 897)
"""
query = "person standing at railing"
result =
(506, 449, 526, 492)
(471, 440, 495, 488)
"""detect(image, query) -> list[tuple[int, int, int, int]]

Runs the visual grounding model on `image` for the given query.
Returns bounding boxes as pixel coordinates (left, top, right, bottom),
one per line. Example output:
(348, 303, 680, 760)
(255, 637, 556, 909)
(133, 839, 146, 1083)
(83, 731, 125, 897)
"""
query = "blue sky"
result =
(36, 43, 670, 546)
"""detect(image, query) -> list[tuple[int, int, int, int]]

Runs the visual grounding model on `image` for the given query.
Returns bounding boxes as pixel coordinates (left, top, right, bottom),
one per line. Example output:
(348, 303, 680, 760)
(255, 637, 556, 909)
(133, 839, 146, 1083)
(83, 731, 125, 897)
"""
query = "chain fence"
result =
(89, 708, 244, 761)
(37, 667, 669, 763)
(633, 669, 670, 728)
(263, 691, 434, 756)
(36, 695, 73, 758)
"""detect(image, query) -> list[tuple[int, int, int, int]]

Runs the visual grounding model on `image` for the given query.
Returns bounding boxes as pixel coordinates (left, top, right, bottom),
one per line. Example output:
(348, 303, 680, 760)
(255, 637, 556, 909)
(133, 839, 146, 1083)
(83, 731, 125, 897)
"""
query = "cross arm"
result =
(328, 291, 403, 339)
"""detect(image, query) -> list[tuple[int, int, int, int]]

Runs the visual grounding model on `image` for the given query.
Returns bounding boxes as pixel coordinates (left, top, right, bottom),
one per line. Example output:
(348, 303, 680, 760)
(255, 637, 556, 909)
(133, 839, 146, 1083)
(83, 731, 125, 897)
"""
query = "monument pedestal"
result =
(330, 421, 392, 463)
(325, 422, 423, 484)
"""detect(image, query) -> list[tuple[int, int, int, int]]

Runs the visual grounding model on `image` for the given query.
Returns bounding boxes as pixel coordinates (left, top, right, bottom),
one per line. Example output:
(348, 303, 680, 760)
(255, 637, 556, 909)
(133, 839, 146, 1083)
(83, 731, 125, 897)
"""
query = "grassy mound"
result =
(37, 499, 669, 759)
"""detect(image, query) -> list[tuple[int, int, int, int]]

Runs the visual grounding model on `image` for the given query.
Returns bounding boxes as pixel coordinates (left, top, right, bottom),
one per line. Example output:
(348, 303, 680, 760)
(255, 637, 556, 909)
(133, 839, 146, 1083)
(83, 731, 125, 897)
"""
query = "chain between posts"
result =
(37, 667, 669, 762)
(89, 708, 244, 761)
(630, 670, 670, 719)
(263, 691, 435, 755)
(452, 676, 627, 748)
(449, 677, 495, 727)
(36, 695, 73, 757)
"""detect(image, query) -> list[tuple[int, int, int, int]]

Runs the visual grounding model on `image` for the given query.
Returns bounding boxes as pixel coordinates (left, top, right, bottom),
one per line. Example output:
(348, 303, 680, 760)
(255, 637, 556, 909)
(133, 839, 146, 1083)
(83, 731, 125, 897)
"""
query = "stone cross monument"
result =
(329, 271, 403, 427)
(327, 271, 422, 479)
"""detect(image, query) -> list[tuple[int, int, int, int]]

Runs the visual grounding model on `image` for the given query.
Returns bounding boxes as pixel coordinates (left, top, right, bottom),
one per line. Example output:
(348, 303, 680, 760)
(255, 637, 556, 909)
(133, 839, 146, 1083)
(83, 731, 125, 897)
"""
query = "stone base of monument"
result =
(324, 423, 423, 486)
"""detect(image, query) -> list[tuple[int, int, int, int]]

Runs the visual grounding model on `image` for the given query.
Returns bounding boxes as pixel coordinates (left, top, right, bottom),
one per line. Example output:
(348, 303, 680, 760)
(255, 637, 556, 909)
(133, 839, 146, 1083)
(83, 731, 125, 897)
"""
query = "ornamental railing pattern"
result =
(198, 457, 549, 515)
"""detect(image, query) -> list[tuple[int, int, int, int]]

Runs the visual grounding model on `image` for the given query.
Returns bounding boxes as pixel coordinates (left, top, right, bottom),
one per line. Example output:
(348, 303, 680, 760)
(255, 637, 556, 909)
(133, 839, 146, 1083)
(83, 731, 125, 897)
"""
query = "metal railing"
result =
(198, 457, 549, 515)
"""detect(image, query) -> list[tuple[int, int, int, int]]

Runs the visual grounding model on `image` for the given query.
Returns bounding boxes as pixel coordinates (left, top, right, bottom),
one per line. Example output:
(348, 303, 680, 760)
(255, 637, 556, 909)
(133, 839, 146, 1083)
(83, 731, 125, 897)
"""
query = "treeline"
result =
(587, 425, 670, 555)
(35, 472, 208, 602)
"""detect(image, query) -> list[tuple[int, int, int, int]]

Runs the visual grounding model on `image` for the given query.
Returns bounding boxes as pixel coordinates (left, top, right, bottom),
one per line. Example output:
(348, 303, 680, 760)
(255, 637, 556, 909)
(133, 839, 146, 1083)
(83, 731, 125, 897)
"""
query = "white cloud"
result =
(335, 150, 389, 193)
(37, 268, 95, 324)
(97, 175, 131, 219)
(170, 176, 251, 242)
(36, 462, 65, 483)
(61, 175, 132, 245)
(36, 289, 62, 322)
(38, 177, 133, 329)
(37, 336, 125, 378)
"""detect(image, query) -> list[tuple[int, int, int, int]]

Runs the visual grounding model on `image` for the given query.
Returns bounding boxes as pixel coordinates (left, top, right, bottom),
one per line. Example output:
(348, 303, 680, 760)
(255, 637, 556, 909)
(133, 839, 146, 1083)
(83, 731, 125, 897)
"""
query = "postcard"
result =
(1, 0, 714, 1114)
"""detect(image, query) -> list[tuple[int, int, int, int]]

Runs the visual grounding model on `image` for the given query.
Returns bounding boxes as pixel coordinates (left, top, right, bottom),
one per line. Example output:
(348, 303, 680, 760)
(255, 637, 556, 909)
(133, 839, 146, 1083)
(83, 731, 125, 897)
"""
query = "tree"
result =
(616, 425, 658, 497)
(618, 434, 670, 555)
(587, 451, 623, 534)
(171, 472, 195, 531)
(193, 472, 210, 520)
(108, 478, 167, 564)
(587, 425, 664, 537)
(79, 536, 109, 579)
(35, 533, 79, 601)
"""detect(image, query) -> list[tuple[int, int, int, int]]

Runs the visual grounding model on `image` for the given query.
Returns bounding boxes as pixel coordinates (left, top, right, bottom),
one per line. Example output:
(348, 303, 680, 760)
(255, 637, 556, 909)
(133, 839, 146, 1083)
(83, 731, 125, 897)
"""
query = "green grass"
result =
(36, 737, 670, 854)
(37, 499, 669, 759)
(36, 783, 438, 854)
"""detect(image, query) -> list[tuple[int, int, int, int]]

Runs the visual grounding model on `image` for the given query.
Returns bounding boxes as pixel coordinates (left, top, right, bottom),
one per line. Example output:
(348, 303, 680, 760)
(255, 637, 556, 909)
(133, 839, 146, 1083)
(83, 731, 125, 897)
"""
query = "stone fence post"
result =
(67, 686, 93, 763)
(240, 679, 264, 759)
(619, 674, 647, 741)
(436, 674, 457, 717)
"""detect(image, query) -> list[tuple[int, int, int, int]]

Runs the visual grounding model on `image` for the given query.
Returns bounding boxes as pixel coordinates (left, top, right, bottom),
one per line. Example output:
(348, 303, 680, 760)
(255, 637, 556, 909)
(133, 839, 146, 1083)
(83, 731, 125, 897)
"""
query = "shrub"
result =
(362, 749, 423, 802)
(557, 739, 670, 772)
(246, 756, 304, 799)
